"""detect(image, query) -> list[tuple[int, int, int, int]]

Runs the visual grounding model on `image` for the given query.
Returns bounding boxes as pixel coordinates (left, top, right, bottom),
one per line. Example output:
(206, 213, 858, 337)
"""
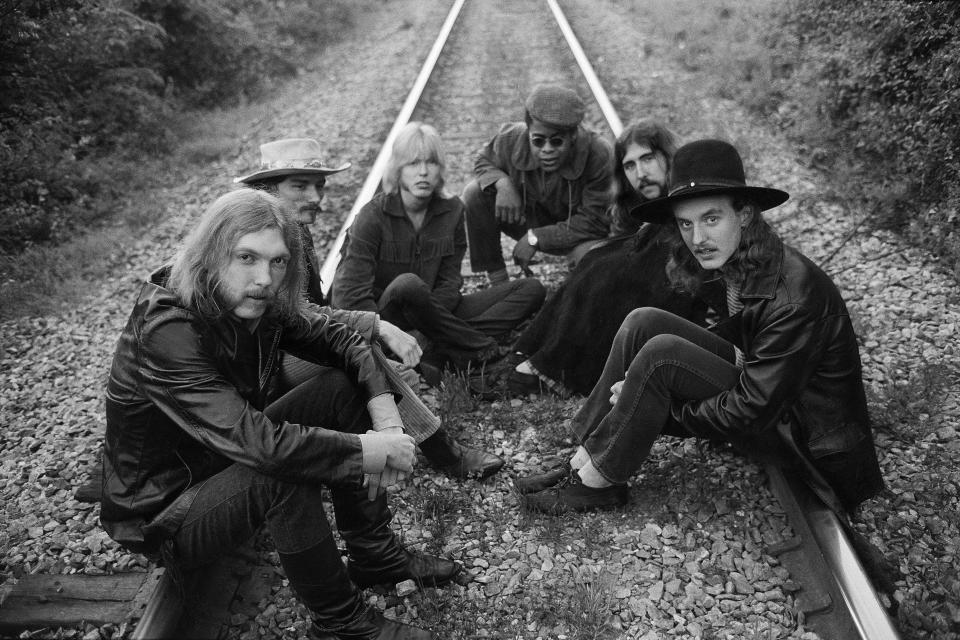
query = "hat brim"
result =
(630, 185, 789, 224)
(234, 162, 351, 184)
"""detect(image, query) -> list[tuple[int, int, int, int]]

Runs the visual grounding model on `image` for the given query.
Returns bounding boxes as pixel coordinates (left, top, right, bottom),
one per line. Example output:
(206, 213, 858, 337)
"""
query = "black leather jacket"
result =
(101, 267, 395, 552)
(672, 238, 883, 512)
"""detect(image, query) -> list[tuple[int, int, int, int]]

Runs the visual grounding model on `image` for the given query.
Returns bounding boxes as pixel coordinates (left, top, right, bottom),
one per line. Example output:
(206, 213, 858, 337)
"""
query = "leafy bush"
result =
(769, 1, 960, 268)
(0, 0, 358, 253)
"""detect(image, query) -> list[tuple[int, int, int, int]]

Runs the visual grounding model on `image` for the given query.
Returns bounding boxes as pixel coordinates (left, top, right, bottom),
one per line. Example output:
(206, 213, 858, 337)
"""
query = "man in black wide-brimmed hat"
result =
(517, 139, 884, 519)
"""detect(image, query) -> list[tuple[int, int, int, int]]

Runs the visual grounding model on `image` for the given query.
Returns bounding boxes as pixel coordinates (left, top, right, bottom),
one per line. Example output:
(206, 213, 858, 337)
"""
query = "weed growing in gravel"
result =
(868, 359, 954, 439)
(437, 369, 476, 423)
(563, 565, 618, 640)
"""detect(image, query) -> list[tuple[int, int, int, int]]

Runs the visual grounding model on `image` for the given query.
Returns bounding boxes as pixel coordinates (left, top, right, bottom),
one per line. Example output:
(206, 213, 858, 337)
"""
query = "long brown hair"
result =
(168, 188, 308, 323)
(611, 121, 678, 208)
(665, 194, 779, 294)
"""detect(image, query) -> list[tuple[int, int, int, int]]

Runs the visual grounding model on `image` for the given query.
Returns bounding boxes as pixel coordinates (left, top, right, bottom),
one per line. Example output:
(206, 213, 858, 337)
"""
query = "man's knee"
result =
(382, 273, 431, 304)
(622, 307, 670, 332)
(566, 239, 605, 268)
(641, 333, 687, 359)
(460, 179, 487, 213)
(265, 367, 369, 431)
(515, 278, 547, 310)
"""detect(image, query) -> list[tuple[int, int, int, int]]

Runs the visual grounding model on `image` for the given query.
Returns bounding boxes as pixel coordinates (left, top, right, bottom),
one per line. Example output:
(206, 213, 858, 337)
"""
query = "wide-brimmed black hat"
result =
(630, 139, 789, 224)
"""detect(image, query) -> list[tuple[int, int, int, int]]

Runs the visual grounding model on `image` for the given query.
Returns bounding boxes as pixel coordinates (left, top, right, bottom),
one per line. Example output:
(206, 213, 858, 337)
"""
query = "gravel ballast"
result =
(1, 1, 958, 639)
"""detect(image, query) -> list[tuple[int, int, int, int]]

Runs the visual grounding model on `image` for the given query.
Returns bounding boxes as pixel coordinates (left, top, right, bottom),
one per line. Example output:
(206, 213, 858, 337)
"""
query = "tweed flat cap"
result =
(524, 85, 585, 128)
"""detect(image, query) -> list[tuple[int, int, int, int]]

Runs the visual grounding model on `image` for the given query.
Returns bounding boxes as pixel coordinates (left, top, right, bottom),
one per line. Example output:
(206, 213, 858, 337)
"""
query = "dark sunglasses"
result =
(529, 134, 567, 149)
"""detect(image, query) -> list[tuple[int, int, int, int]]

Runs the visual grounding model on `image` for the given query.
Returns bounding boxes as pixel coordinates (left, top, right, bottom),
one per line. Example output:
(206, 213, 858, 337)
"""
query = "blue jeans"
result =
(572, 307, 742, 484)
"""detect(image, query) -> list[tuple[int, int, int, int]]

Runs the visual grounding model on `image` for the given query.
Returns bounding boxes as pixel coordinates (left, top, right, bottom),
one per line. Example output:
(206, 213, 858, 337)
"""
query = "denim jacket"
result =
(332, 191, 465, 312)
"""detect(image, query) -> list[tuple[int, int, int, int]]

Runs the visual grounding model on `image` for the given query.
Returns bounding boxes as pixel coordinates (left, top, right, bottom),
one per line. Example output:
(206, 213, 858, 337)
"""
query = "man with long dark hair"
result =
(517, 140, 883, 521)
(100, 189, 456, 639)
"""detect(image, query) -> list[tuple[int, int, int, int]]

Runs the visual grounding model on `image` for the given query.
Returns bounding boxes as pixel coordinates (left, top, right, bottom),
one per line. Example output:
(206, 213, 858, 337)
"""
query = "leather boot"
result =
(332, 488, 460, 589)
(419, 429, 504, 480)
(279, 536, 432, 639)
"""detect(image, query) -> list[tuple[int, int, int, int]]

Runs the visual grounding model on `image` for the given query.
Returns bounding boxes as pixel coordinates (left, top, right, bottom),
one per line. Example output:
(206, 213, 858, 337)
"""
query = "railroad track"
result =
(2, 1, 899, 638)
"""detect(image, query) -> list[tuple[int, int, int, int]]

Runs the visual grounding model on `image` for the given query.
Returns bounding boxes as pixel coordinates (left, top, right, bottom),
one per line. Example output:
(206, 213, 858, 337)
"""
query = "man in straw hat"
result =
(517, 139, 883, 519)
(237, 138, 504, 481)
(461, 84, 615, 284)
(101, 188, 455, 638)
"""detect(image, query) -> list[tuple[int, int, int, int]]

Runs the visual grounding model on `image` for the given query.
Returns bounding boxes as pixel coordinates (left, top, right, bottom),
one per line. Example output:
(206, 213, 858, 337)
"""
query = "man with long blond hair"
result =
(238, 137, 505, 479)
(333, 121, 545, 370)
(100, 188, 455, 639)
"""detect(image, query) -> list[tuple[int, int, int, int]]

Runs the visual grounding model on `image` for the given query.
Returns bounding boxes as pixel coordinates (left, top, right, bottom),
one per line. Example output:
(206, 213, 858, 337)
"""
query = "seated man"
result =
(332, 122, 545, 370)
(517, 140, 884, 520)
(237, 138, 503, 480)
(100, 189, 458, 639)
(509, 120, 705, 397)
(461, 84, 615, 283)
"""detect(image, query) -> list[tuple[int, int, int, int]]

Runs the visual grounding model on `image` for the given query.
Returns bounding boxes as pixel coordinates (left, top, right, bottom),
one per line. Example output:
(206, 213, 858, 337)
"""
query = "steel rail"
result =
(545, 0, 624, 137)
(551, 0, 895, 634)
(318, 0, 467, 296)
(547, 0, 895, 632)
(131, 3, 468, 636)
(129, 570, 181, 640)
(767, 466, 901, 639)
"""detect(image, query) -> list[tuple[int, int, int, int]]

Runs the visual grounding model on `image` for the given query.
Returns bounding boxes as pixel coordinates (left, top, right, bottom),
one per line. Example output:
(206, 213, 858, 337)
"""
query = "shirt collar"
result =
(382, 190, 456, 218)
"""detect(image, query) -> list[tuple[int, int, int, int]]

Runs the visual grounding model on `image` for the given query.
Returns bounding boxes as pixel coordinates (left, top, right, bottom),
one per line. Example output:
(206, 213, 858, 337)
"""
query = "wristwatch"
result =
(526, 229, 539, 247)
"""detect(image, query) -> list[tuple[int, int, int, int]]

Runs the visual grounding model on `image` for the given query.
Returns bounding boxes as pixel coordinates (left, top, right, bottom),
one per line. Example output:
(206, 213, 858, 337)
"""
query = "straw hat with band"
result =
(235, 138, 351, 184)
(630, 139, 789, 224)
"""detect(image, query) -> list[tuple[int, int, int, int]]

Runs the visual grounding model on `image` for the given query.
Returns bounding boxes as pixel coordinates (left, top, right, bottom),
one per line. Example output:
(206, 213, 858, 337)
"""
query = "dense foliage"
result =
(0, 0, 356, 252)
(769, 0, 960, 268)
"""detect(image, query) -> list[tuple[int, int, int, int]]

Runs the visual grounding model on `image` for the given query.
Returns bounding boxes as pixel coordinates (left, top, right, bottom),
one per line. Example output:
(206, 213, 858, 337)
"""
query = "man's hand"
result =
(512, 234, 537, 272)
(359, 429, 416, 499)
(494, 178, 523, 225)
(379, 320, 422, 367)
(609, 379, 624, 406)
(365, 467, 407, 501)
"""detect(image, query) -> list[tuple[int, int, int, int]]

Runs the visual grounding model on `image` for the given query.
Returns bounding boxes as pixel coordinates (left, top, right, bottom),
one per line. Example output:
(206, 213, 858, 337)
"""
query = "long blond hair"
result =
(168, 188, 307, 323)
(382, 121, 448, 196)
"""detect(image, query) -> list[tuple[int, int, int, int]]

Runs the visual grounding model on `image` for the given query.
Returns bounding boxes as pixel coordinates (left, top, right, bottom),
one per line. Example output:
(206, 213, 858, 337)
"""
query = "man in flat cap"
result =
(461, 84, 615, 283)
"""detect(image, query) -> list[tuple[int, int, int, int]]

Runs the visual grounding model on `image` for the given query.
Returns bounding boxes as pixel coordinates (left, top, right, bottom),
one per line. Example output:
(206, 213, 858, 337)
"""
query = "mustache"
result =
(244, 288, 274, 300)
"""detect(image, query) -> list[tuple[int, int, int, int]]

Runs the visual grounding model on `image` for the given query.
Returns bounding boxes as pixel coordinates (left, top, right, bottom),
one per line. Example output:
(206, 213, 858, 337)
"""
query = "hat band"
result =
(261, 158, 329, 170)
(668, 179, 746, 197)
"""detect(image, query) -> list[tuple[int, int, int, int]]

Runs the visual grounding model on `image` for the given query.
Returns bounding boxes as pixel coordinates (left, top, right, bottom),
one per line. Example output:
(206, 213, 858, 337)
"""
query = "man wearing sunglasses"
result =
(461, 84, 615, 284)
